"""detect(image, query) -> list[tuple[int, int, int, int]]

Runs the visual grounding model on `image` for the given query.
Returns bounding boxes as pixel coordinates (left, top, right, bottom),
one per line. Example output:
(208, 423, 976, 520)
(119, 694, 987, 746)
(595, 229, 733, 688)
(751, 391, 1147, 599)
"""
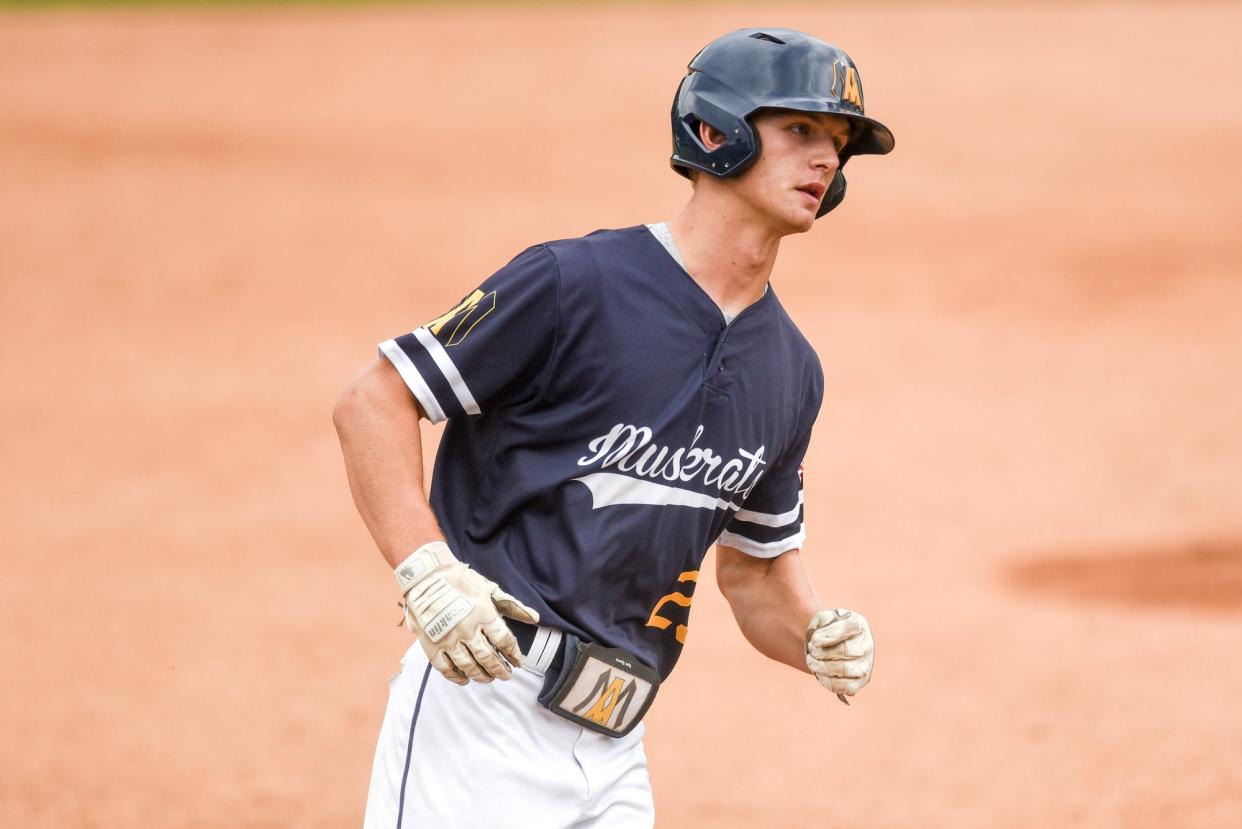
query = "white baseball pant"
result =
(363, 628, 655, 828)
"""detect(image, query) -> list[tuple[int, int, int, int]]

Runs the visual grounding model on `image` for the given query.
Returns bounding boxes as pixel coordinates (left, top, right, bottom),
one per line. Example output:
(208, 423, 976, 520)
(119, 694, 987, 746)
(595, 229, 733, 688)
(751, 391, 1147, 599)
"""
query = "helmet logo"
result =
(832, 62, 864, 110)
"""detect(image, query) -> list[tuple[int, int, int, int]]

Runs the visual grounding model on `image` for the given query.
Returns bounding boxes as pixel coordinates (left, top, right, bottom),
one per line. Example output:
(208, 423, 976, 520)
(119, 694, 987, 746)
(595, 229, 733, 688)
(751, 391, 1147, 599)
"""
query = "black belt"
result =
(509, 618, 538, 651)
(508, 619, 567, 673)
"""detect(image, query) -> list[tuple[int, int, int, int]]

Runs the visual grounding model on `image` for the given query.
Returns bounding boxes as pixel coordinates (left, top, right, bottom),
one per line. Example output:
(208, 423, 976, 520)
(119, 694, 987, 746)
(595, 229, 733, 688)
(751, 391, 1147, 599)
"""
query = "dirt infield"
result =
(2, 3, 1240, 827)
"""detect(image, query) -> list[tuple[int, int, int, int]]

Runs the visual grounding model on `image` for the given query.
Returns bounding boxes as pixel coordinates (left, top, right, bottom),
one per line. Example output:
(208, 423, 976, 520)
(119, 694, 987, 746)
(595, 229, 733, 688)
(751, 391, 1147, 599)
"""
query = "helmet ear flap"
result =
(671, 74, 760, 178)
(749, 123, 762, 173)
(817, 171, 847, 217)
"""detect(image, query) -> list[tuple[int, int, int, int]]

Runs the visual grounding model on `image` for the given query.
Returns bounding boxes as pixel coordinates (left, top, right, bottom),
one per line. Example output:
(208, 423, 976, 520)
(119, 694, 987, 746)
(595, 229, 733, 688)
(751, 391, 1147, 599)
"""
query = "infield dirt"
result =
(2, 3, 1240, 827)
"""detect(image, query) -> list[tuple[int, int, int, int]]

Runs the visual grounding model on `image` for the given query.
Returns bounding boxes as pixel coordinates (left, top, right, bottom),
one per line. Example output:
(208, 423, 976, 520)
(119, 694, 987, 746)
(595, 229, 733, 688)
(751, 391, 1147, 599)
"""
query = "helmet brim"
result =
(752, 101, 895, 157)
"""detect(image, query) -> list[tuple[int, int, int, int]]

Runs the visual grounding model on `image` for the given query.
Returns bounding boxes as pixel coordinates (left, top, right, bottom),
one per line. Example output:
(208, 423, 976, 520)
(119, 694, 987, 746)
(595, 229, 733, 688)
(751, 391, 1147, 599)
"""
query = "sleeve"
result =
(717, 361, 824, 559)
(378, 245, 560, 424)
(716, 427, 811, 558)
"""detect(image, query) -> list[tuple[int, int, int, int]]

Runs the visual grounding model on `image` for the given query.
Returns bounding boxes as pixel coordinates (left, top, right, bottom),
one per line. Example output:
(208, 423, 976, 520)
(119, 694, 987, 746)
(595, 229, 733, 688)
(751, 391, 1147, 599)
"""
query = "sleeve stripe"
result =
(413, 327, 481, 416)
(734, 490, 804, 528)
(378, 338, 448, 424)
(717, 525, 806, 559)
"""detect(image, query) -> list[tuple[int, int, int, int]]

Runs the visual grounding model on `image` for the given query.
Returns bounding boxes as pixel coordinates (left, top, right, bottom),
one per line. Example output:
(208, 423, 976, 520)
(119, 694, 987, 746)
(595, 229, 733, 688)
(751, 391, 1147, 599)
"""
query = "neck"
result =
(665, 192, 783, 317)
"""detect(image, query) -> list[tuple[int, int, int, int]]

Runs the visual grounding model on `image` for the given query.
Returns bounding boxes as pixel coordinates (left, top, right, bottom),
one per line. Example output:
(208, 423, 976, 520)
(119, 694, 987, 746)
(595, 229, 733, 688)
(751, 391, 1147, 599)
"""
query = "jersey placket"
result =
(703, 299, 765, 391)
(704, 325, 731, 388)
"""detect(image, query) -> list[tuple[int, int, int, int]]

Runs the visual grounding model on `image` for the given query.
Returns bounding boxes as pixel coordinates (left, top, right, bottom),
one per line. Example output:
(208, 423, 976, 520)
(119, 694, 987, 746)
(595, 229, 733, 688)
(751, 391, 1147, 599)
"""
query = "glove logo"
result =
(424, 596, 472, 642)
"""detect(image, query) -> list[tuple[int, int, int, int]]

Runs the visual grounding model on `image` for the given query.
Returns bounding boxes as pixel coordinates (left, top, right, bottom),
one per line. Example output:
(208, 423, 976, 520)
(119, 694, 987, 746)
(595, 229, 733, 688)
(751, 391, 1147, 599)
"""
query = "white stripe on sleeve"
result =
(413, 327, 481, 416)
(378, 338, 447, 424)
(734, 490, 804, 528)
(717, 525, 806, 559)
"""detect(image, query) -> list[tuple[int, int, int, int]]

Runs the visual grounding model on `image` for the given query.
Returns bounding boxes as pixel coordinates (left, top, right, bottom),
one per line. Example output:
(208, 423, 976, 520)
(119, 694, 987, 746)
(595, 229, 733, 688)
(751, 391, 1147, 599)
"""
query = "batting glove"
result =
(805, 608, 874, 700)
(395, 541, 539, 685)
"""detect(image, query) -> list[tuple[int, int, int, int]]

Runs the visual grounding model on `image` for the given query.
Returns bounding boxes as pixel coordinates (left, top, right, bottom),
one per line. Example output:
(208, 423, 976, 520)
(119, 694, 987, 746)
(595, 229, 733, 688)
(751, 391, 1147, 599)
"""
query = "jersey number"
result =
(645, 570, 698, 644)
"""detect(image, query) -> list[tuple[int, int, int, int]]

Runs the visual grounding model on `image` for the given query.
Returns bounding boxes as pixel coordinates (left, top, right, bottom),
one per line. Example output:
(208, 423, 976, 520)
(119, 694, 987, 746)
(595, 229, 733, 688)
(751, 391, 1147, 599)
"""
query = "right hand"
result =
(395, 542, 540, 685)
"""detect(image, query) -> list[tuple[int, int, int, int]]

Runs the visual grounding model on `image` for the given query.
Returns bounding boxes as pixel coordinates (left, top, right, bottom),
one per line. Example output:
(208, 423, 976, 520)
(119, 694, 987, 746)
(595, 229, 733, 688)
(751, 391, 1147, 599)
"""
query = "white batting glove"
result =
(395, 541, 539, 685)
(805, 608, 874, 701)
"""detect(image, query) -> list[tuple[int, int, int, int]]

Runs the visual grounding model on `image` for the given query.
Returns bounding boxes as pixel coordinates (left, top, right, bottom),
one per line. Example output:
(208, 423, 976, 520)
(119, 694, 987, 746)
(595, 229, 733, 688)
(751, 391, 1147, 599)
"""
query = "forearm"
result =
(716, 547, 820, 673)
(333, 358, 444, 568)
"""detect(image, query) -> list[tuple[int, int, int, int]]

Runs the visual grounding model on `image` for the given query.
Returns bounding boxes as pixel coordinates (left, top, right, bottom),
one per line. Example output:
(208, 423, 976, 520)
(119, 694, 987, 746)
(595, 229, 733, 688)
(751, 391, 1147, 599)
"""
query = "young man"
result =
(334, 27, 894, 828)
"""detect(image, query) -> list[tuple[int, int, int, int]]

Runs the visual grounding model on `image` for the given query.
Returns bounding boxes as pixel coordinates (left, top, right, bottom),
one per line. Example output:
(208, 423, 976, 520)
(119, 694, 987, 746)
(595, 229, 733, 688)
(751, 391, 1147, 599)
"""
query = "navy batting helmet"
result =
(670, 28, 895, 217)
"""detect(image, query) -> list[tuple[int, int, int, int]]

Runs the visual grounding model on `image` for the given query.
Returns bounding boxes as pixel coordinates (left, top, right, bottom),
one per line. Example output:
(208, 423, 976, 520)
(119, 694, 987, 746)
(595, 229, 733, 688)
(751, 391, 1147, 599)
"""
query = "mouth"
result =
(796, 182, 826, 206)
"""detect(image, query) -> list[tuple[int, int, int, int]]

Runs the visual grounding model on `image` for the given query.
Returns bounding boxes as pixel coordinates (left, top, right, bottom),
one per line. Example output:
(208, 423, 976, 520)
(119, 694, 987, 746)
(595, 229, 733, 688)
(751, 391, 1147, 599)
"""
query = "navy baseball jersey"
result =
(379, 225, 824, 678)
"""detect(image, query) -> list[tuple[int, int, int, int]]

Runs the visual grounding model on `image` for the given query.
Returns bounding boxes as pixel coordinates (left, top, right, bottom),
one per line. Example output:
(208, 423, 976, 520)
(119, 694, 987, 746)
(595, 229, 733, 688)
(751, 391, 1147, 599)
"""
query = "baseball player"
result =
(334, 27, 893, 828)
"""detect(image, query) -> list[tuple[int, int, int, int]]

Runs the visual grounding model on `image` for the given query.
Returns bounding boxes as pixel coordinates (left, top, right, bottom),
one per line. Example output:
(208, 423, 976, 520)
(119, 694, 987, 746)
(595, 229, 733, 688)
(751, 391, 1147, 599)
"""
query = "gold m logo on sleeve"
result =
(423, 288, 497, 346)
(571, 670, 639, 729)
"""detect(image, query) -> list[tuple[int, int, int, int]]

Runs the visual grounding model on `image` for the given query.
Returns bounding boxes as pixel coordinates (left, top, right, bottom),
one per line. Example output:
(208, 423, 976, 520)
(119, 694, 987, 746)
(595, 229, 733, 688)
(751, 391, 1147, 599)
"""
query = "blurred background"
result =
(2, 1, 1239, 827)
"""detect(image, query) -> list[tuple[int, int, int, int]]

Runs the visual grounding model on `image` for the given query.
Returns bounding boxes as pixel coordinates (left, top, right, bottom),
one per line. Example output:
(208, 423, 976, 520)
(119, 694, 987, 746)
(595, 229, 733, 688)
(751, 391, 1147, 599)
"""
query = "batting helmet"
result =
(670, 28, 895, 217)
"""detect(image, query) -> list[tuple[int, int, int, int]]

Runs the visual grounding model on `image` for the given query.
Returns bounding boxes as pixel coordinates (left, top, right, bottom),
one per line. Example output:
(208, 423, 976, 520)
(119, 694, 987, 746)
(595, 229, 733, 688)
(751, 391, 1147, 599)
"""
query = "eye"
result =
(788, 122, 810, 135)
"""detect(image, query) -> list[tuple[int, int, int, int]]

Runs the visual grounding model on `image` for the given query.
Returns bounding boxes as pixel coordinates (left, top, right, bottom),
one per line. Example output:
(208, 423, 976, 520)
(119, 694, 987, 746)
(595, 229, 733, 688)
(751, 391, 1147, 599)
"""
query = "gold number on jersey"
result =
(646, 570, 699, 644)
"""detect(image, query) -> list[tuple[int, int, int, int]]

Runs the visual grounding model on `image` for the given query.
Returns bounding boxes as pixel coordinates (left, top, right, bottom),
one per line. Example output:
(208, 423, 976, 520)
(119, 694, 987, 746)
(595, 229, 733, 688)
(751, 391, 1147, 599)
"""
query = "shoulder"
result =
(484, 226, 654, 323)
(539, 225, 653, 280)
(542, 225, 651, 255)
(765, 291, 825, 398)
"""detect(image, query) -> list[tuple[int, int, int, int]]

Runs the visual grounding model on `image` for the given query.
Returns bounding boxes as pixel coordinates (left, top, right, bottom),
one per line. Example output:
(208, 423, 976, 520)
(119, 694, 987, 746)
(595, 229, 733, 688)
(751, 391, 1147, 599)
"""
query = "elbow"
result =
(332, 377, 369, 437)
(333, 358, 424, 437)
(715, 544, 780, 606)
(332, 388, 354, 437)
(715, 556, 737, 601)
(715, 546, 754, 604)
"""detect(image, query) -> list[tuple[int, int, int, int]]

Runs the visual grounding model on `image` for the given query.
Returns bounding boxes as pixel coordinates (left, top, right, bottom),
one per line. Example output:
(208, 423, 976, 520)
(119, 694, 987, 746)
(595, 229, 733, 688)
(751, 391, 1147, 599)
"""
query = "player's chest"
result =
(544, 309, 804, 473)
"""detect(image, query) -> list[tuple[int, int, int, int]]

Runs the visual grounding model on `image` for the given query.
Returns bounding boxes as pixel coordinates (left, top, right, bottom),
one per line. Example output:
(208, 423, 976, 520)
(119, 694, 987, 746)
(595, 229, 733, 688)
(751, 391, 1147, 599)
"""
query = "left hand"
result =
(805, 608, 874, 699)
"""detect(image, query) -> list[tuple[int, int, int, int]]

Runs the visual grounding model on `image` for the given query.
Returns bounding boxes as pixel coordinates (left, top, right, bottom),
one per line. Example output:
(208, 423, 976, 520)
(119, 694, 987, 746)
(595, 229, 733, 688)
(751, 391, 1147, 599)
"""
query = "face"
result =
(705, 110, 851, 234)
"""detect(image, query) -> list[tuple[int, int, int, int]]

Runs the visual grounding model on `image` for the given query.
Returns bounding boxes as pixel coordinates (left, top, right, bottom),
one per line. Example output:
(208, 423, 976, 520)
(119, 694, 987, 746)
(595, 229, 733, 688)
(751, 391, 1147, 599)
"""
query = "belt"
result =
(508, 619, 565, 677)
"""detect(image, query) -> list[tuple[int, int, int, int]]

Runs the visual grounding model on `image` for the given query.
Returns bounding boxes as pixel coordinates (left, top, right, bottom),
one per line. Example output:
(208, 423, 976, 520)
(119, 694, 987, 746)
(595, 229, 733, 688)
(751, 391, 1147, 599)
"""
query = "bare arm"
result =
(715, 544, 820, 673)
(332, 357, 444, 568)
(333, 357, 538, 685)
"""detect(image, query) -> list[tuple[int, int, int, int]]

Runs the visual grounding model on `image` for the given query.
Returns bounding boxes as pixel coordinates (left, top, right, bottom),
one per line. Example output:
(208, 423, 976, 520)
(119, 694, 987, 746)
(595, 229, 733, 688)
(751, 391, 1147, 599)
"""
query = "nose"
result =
(811, 145, 840, 174)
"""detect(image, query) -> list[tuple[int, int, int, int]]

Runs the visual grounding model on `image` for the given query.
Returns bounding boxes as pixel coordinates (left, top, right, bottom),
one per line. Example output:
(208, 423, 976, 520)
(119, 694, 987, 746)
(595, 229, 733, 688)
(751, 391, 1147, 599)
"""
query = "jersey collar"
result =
(637, 225, 774, 335)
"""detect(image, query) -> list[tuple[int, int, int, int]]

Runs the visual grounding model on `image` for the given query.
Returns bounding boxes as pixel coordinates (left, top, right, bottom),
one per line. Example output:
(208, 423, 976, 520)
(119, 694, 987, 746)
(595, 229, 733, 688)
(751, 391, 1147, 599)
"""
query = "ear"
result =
(697, 120, 728, 152)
